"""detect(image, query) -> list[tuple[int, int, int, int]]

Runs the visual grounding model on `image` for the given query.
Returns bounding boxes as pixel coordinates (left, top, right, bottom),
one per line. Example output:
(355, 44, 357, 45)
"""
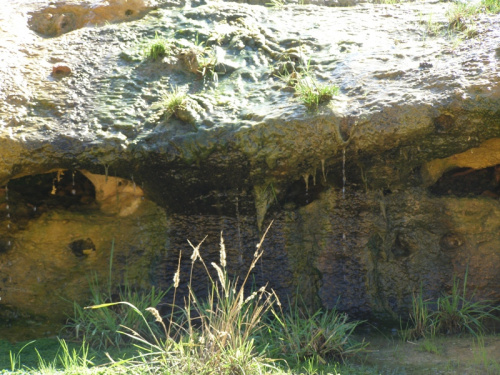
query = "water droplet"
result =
(33, 206, 37, 212)
(7, 224, 10, 229)
(6, 213, 10, 218)
(7, 241, 11, 246)
(71, 189, 76, 195)
(6, 204, 9, 210)
(342, 233, 346, 240)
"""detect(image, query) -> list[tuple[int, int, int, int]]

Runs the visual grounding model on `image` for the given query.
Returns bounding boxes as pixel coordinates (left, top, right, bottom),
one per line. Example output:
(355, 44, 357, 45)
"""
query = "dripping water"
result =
(303, 174, 310, 203)
(341, 148, 347, 255)
(71, 170, 76, 195)
(235, 194, 243, 266)
(5, 184, 11, 247)
(342, 148, 346, 199)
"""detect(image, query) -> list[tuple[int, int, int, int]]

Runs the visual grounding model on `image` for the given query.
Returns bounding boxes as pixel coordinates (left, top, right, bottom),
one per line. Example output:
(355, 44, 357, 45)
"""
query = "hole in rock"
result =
(125, 9, 133, 16)
(429, 165, 500, 198)
(3, 171, 97, 227)
(69, 238, 96, 257)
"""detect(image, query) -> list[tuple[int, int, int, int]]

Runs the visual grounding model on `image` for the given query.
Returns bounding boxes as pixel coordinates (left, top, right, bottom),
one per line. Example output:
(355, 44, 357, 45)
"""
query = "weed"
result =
(295, 78, 339, 109)
(274, 59, 339, 109)
(144, 32, 172, 61)
(87, 224, 280, 374)
(434, 272, 498, 336)
(269, 299, 367, 365)
(64, 242, 167, 350)
(267, 0, 286, 9)
(35, 339, 94, 374)
(472, 336, 500, 374)
(154, 85, 188, 120)
(403, 288, 435, 340)
(402, 269, 500, 341)
(9, 340, 34, 371)
(417, 339, 441, 355)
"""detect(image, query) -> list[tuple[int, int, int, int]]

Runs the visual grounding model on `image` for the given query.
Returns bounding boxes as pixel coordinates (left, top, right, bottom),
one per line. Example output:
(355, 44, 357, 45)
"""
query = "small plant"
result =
(418, 339, 441, 355)
(266, 0, 286, 9)
(403, 288, 435, 340)
(36, 339, 94, 374)
(274, 59, 339, 110)
(295, 78, 339, 110)
(9, 341, 34, 372)
(64, 243, 167, 350)
(269, 299, 367, 365)
(145, 32, 172, 61)
(156, 85, 188, 120)
(434, 272, 498, 336)
(402, 269, 500, 341)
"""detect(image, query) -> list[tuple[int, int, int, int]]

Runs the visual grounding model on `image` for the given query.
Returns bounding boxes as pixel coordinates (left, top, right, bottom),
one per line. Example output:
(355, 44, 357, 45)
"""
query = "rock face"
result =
(0, 0, 499, 323)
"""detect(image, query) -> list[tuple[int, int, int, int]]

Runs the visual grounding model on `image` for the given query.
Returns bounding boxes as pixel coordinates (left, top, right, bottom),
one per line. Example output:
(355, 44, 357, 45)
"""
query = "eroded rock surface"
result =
(0, 0, 499, 322)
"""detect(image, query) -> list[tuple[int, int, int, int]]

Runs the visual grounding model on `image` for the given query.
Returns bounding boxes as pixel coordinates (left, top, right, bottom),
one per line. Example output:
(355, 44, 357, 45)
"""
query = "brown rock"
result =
(52, 63, 72, 76)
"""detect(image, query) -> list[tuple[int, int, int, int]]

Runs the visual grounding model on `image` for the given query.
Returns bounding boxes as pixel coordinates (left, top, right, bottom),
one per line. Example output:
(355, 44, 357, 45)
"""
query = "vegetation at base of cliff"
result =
(400, 269, 500, 342)
(0, 228, 368, 374)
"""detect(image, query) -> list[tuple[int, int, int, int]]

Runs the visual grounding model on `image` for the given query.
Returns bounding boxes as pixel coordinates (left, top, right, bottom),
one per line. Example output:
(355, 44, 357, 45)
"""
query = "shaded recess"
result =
(429, 165, 500, 198)
(6, 170, 96, 212)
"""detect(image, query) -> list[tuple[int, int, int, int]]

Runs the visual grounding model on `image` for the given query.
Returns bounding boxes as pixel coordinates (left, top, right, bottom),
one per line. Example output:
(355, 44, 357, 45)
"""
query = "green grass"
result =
(401, 269, 500, 341)
(154, 85, 188, 120)
(274, 59, 339, 110)
(295, 79, 339, 110)
(144, 32, 172, 61)
(63, 242, 167, 351)
(3, 225, 369, 374)
(447, 0, 500, 31)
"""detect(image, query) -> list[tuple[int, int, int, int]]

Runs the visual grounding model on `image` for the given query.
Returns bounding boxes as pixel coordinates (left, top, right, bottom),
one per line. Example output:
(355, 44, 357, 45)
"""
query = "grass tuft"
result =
(144, 32, 172, 61)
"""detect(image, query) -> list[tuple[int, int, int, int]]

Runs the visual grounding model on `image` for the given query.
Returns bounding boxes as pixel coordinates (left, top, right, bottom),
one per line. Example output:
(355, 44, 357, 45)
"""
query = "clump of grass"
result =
(434, 272, 498, 336)
(268, 299, 367, 365)
(402, 287, 435, 341)
(417, 338, 441, 355)
(266, 0, 286, 9)
(64, 243, 167, 350)
(155, 85, 188, 120)
(402, 269, 500, 341)
(86, 225, 280, 374)
(295, 78, 339, 110)
(144, 32, 172, 61)
(274, 60, 339, 110)
(447, 0, 500, 32)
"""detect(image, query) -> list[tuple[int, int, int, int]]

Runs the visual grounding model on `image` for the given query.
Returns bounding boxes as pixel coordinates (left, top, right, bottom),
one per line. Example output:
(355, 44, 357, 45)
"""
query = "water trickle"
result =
(342, 148, 346, 199)
(303, 174, 310, 192)
(104, 164, 109, 182)
(235, 194, 243, 266)
(312, 168, 317, 186)
(303, 174, 310, 204)
(321, 159, 327, 182)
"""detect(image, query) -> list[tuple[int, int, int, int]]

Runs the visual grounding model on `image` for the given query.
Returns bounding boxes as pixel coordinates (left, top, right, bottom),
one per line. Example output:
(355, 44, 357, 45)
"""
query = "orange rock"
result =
(52, 63, 72, 76)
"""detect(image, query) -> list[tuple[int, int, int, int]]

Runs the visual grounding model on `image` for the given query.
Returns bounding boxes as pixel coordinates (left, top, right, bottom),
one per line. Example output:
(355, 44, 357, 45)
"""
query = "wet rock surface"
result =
(0, 0, 499, 322)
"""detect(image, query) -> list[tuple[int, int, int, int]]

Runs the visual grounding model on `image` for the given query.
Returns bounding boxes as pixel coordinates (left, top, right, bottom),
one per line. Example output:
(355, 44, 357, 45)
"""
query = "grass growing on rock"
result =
(155, 85, 188, 120)
(274, 60, 339, 110)
(144, 32, 172, 61)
